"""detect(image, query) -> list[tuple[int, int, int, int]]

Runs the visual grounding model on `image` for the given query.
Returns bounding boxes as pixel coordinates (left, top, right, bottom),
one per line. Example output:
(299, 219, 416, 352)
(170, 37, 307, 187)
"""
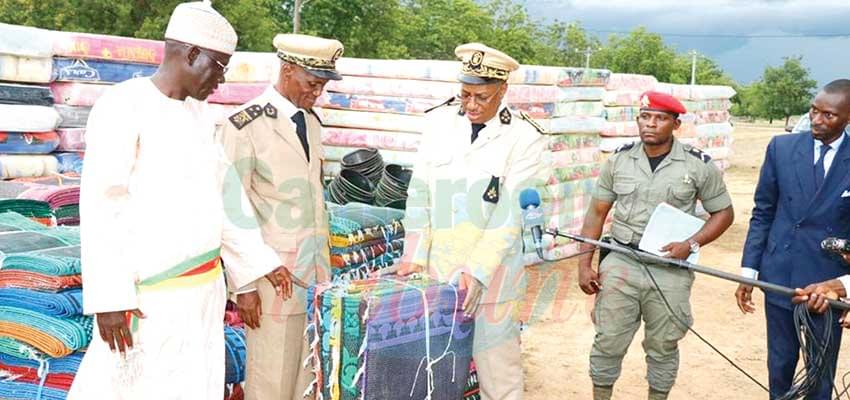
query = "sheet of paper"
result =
(638, 202, 706, 264)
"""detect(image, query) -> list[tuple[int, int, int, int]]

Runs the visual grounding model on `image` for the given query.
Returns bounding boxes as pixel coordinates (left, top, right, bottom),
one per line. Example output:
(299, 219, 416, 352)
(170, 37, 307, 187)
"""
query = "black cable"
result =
(619, 246, 771, 393)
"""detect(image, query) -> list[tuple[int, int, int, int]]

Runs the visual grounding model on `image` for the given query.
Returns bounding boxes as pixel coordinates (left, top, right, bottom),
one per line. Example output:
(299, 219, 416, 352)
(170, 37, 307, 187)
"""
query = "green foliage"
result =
(732, 57, 817, 122)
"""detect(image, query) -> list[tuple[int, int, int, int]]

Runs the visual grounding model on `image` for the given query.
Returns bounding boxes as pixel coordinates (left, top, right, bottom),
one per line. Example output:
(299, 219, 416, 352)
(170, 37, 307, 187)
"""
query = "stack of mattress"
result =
(306, 277, 474, 400)
(599, 73, 658, 153)
(0, 24, 61, 180)
(0, 212, 90, 399)
(654, 83, 736, 172)
(50, 31, 165, 176)
(327, 202, 405, 280)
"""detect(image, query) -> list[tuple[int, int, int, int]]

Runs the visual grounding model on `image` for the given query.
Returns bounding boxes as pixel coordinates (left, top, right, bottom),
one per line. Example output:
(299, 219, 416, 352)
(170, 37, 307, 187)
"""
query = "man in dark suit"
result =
(737, 79, 850, 399)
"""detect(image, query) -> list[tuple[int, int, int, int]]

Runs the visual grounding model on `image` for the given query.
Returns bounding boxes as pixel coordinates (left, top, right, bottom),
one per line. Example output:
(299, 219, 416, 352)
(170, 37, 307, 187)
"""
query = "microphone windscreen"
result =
(519, 188, 541, 209)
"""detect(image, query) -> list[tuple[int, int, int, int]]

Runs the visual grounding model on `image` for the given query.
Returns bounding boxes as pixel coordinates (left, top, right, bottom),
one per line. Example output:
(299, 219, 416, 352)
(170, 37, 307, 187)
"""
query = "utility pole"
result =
(690, 50, 698, 85)
(575, 46, 597, 69)
(293, 0, 307, 33)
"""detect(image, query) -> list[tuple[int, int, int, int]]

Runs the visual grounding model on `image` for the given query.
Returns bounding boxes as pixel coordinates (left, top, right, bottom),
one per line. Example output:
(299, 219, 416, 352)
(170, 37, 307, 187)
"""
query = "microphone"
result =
(821, 237, 850, 255)
(519, 188, 545, 259)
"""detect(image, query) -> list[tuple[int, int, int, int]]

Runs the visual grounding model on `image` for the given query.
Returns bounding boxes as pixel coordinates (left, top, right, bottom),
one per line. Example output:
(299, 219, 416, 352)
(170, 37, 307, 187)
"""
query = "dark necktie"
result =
(814, 143, 830, 190)
(471, 123, 486, 144)
(291, 111, 310, 161)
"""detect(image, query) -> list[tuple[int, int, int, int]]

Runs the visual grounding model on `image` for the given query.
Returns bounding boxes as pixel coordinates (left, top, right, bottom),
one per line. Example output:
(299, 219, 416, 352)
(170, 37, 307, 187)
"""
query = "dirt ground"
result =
(521, 122, 850, 399)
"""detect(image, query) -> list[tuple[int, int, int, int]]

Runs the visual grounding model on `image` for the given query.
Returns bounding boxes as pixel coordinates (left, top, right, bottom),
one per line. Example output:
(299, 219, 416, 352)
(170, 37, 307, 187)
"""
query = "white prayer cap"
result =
(164, 1, 237, 55)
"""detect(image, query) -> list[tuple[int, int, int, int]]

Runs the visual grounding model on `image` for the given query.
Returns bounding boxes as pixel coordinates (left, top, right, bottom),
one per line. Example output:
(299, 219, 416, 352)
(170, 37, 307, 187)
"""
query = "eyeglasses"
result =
(184, 43, 229, 74)
(458, 89, 501, 106)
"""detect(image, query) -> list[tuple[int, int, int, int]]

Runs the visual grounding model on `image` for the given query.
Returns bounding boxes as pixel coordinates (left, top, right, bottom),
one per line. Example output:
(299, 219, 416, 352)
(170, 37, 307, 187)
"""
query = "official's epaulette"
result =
(498, 107, 512, 124)
(424, 96, 457, 113)
(308, 108, 323, 125)
(519, 111, 545, 134)
(614, 142, 636, 153)
(685, 145, 712, 163)
(228, 102, 278, 130)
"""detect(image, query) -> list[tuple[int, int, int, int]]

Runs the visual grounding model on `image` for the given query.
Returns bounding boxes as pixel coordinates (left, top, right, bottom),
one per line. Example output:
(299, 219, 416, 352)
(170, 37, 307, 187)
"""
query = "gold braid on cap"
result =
(461, 61, 509, 81)
(277, 51, 338, 71)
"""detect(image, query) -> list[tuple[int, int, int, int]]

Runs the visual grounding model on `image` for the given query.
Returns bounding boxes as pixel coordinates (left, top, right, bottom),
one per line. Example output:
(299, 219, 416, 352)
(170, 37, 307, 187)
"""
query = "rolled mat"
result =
(0, 288, 82, 318)
(0, 380, 71, 400)
(0, 132, 60, 154)
(54, 105, 91, 128)
(2, 253, 81, 275)
(0, 308, 92, 357)
(0, 84, 53, 106)
(0, 106, 60, 132)
(53, 31, 164, 64)
(52, 58, 157, 84)
(50, 82, 108, 107)
(56, 128, 85, 151)
(0, 271, 82, 292)
(0, 55, 53, 84)
(225, 325, 247, 384)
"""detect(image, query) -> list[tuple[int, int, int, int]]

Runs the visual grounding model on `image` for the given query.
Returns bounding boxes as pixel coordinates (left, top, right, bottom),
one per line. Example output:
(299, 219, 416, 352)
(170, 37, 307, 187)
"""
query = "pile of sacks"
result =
(0, 212, 89, 400)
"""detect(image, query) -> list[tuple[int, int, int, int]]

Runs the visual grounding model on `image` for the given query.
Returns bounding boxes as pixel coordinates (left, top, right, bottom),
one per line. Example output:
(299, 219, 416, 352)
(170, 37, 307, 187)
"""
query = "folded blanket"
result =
(225, 326, 246, 384)
(0, 363, 75, 391)
(17, 185, 79, 209)
(0, 132, 60, 154)
(0, 84, 53, 106)
(0, 288, 82, 317)
(56, 128, 85, 151)
(0, 307, 92, 357)
(0, 199, 52, 218)
(53, 152, 84, 174)
(2, 253, 81, 276)
(54, 105, 90, 128)
(0, 271, 82, 292)
(0, 380, 70, 400)
(0, 351, 83, 375)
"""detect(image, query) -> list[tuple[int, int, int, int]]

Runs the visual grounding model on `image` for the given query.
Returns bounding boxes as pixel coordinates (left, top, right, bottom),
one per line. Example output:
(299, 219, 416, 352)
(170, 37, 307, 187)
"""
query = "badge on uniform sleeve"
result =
(483, 175, 501, 203)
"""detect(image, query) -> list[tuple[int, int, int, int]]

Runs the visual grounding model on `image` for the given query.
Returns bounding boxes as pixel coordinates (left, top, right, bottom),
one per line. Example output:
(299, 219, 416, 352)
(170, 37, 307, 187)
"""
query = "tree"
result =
(535, 21, 603, 68)
(759, 56, 817, 125)
(593, 27, 677, 80)
(730, 82, 768, 120)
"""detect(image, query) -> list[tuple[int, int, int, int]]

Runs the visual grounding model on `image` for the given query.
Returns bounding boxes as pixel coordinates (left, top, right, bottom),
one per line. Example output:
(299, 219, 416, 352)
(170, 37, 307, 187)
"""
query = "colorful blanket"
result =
(0, 84, 53, 106)
(0, 288, 82, 317)
(52, 58, 157, 83)
(18, 185, 79, 209)
(0, 307, 92, 357)
(0, 132, 59, 154)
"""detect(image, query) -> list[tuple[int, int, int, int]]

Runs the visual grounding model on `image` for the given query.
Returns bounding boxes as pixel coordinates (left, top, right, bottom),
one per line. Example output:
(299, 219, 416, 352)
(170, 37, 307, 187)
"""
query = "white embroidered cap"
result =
(164, 1, 237, 55)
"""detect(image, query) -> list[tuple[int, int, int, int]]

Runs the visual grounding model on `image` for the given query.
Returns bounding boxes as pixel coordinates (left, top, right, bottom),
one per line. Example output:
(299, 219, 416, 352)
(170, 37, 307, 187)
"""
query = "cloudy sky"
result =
(517, 0, 850, 86)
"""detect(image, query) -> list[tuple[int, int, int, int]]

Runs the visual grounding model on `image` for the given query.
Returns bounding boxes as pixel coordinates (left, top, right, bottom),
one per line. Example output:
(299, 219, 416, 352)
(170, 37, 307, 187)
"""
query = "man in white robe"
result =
(68, 2, 291, 399)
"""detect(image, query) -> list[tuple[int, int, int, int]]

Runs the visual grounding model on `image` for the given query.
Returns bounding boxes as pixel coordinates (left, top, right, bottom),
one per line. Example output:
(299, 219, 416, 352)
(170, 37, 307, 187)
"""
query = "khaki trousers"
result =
(475, 301, 524, 400)
(243, 311, 313, 400)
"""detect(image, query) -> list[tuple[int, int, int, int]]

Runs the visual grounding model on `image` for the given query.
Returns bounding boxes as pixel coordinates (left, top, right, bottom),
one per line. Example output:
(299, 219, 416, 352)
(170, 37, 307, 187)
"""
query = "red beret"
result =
(639, 91, 687, 115)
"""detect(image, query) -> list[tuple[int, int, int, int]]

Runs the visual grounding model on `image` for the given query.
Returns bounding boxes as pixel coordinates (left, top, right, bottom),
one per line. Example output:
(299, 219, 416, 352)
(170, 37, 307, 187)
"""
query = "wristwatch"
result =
(688, 239, 700, 253)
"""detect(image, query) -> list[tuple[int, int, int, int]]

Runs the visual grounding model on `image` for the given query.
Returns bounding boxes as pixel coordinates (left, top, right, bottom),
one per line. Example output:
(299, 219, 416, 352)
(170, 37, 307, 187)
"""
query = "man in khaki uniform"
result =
(219, 34, 342, 400)
(577, 92, 734, 400)
(401, 43, 548, 400)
